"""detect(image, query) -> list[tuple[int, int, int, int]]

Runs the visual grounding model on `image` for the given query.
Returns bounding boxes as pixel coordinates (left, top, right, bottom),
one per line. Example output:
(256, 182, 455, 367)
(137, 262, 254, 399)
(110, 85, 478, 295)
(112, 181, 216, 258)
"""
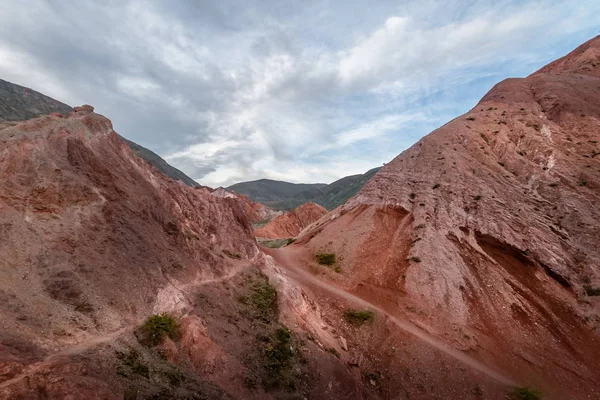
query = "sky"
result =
(0, 1, 598, 187)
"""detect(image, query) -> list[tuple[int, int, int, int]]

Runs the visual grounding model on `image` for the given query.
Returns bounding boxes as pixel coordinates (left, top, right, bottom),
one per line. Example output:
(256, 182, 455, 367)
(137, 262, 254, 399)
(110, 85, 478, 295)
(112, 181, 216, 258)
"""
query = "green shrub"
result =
(116, 348, 149, 378)
(263, 327, 295, 390)
(344, 309, 375, 326)
(251, 281, 278, 321)
(510, 387, 542, 400)
(316, 253, 336, 265)
(141, 313, 179, 346)
(333, 265, 342, 273)
(285, 238, 296, 246)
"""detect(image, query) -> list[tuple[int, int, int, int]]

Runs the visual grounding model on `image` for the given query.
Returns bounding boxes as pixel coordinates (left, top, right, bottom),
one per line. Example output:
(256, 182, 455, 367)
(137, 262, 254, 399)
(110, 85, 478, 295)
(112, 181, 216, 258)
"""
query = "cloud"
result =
(0, 0, 598, 187)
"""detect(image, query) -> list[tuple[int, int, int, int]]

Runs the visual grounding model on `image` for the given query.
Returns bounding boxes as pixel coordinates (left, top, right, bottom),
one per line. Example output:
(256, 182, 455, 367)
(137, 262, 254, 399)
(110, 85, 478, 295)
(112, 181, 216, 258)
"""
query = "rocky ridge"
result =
(294, 35, 600, 399)
(254, 202, 328, 239)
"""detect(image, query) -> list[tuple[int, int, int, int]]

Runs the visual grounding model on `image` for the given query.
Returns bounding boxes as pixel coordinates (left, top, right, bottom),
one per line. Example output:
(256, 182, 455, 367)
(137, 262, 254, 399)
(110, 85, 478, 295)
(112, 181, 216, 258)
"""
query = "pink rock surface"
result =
(296, 36, 600, 399)
(255, 202, 327, 239)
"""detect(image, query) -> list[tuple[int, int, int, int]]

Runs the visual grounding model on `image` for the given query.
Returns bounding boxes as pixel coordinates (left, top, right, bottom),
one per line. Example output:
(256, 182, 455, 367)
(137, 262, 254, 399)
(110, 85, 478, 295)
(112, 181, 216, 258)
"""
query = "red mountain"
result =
(289, 36, 600, 399)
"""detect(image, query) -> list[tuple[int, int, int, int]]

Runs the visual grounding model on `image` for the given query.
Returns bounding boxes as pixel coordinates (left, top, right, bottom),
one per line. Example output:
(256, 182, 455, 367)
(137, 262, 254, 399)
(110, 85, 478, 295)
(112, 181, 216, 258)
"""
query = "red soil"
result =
(293, 36, 600, 399)
(254, 202, 328, 239)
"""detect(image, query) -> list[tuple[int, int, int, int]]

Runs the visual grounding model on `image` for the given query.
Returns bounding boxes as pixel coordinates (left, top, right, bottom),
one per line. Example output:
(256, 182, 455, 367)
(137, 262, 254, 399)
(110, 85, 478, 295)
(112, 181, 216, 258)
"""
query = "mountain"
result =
(227, 179, 327, 210)
(211, 187, 283, 223)
(0, 78, 72, 120)
(313, 167, 381, 210)
(288, 35, 600, 399)
(228, 167, 381, 211)
(3, 36, 600, 400)
(0, 106, 372, 399)
(254, 202, 327, 239)
(0, 78, 199, 188)
(119, 136, 200, 187)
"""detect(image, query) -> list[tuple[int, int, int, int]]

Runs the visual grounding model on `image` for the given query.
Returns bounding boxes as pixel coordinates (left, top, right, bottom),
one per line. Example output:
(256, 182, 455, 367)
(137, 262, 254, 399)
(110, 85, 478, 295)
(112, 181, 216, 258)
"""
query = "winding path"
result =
(264, 246, 516, 387)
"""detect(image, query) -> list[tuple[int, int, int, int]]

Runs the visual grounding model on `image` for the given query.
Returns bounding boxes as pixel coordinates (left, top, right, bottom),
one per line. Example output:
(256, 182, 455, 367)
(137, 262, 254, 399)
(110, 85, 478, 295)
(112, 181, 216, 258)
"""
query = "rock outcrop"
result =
(0, 108, 260, 398)
(295, 36, 600, 399)
(255, 202, 328, 239)
(212, 188, 282, 223)
(0, 78, 201, 188)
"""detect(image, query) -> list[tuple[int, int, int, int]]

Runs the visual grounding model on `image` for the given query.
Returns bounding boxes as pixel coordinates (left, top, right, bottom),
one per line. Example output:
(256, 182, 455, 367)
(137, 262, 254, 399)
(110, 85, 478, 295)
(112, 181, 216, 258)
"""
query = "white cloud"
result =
(1, 0, 599, 188)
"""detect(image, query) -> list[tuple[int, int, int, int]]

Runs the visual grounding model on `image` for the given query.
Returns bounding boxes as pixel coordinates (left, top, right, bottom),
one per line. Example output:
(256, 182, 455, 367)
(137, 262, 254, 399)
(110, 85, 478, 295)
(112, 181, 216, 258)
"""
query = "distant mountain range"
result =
(227, 167, 380, 211)
(0, 78, 199, 188)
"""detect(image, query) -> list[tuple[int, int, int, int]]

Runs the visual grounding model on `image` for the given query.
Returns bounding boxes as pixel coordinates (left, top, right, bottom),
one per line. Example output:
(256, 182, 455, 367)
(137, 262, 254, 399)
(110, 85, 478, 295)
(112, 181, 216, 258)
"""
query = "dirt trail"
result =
(0, 264, 251, 392)
(0, 327, 130, 391)
(263, 246, 516, 387)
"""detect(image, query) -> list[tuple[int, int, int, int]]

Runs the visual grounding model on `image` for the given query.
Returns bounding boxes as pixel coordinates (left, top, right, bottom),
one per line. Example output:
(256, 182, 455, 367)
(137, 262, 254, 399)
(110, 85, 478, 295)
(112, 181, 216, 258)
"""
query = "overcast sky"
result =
(0, 1, 598, 187)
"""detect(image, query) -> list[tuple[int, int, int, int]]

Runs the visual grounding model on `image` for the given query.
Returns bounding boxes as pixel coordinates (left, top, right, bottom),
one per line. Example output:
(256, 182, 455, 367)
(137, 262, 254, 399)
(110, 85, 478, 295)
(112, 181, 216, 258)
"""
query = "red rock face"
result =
(254, 202, 328, 239)
(0, 108, 378, 400)
(0, 108, 261, 398)
(296, 36, 600, 398)
(212, 188, 282, 223)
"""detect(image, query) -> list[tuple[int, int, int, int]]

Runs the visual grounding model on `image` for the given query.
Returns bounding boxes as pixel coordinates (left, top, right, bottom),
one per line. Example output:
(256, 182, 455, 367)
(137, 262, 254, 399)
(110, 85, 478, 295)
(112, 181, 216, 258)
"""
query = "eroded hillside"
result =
(290, 35, 600, 399)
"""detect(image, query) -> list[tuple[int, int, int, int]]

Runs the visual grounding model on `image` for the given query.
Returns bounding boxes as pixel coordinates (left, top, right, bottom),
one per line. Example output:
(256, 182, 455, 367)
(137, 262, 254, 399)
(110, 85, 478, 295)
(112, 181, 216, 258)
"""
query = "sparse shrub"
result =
(123, 387, 138, 400)
(344, 309, 375, 326)
(409, 192, 416, 199)
(223, 249, 242, 259)
(409, 256, 421, 263)
(578, 180, 588, 187)
(466, 116, 476, 121)
(74, 301, 94, 313)
(263, 327, 295, 390)
(473, 195, 482, 201)
(141, 313, 179, 346)
(326, 347, 340, 358)
(364, 372, 379, 382)
(162, 367, 185, 386)
(334, 265, 342, 273)
(584, 285, 600, 296)
(548, 183, 559, 187)
(172, 262, 185, 269)
(432, 183, 440, 189)
(251, 280, 278, 321)
(316, 253, 336, 265)
(116, 348, 149, 378)
(419, 203, 425, 206)
(509, 387, 542, 400)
